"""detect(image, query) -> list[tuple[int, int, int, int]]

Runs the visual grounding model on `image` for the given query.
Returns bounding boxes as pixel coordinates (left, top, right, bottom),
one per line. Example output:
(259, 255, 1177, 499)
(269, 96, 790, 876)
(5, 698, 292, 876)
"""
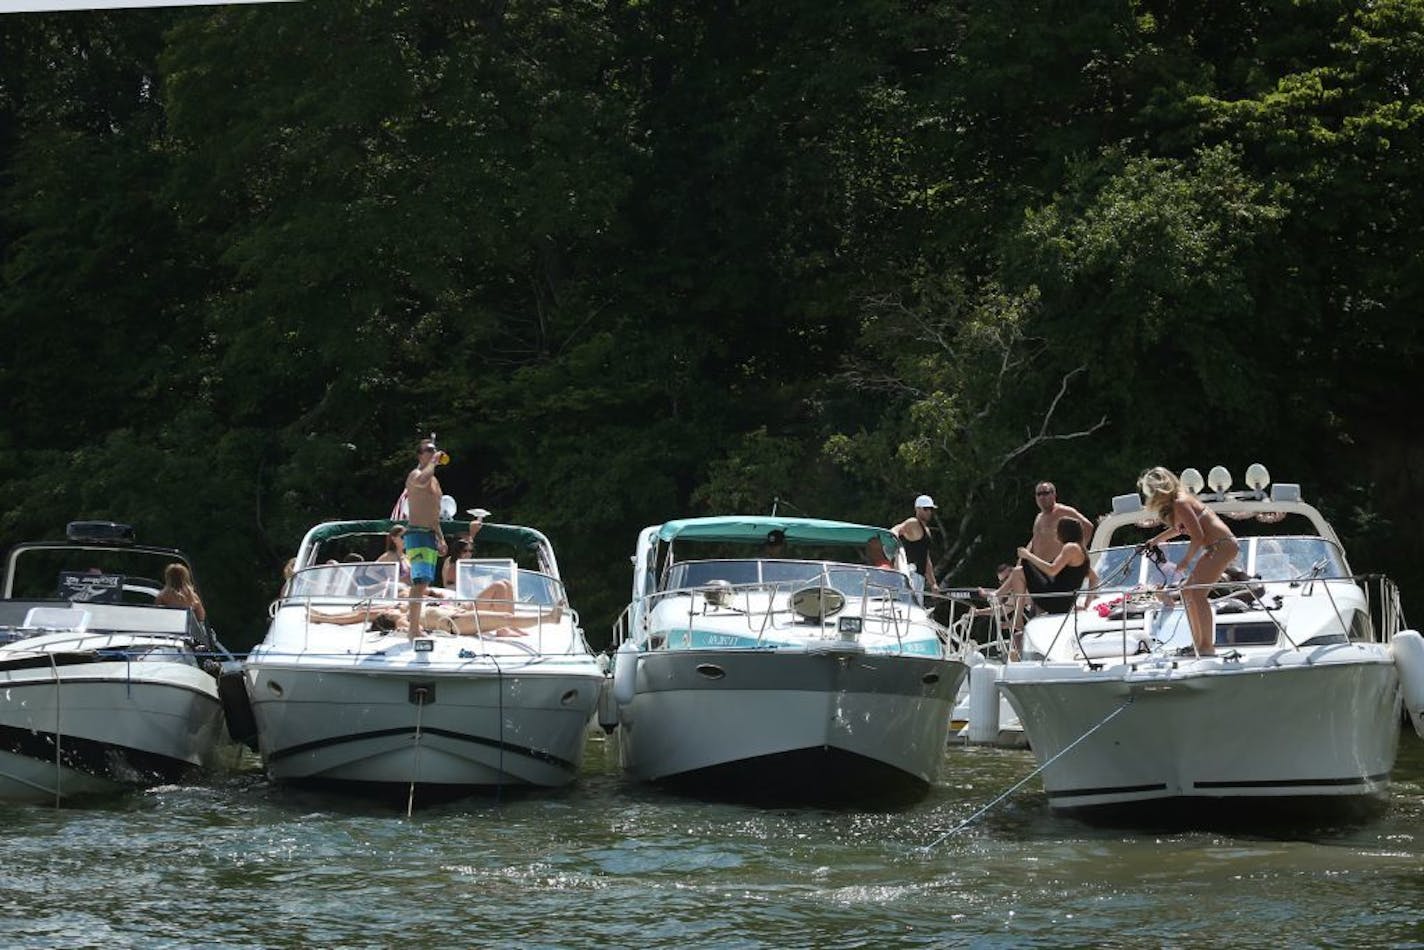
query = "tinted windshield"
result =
(5, 545, 191, 605)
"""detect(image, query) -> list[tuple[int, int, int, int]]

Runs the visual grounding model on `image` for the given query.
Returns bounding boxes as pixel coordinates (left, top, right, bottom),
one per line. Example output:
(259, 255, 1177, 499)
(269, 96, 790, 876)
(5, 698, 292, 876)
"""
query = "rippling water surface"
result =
(3, 737, 1422, 948)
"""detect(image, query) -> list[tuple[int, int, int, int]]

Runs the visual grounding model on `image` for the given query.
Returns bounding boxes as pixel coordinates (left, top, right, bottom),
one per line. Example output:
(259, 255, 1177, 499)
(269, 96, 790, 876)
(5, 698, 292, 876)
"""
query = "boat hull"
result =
(1001, 647, 1401, 812)
(246, 661, 603, 788)
(616, 649, 964, 791)
(0, 662, 224, 802)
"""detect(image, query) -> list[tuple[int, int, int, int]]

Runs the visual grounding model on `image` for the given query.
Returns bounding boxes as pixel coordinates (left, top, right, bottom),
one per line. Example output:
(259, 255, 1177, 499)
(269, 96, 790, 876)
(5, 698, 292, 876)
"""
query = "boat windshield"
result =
(287, 562, 401, 600)
(453, 559, 567, 608)
(666, 559, 912, 601)
(512, 570, 566, 608)
(1093, 535, 1350, 587)
(284, 560, 567, 607)
(1247, 537, 1348, 580)
(4, 545, 191, 605)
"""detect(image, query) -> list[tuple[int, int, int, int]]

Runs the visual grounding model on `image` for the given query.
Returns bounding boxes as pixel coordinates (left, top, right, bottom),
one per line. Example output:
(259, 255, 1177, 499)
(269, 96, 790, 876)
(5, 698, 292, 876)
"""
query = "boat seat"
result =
(23, 606, 92, 630)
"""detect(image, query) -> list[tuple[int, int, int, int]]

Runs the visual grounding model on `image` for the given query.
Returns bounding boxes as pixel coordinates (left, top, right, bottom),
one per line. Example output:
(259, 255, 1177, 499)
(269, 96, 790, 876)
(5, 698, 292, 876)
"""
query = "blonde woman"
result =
(1138, 466, 1238, 656)
(155, 562, 207, 622)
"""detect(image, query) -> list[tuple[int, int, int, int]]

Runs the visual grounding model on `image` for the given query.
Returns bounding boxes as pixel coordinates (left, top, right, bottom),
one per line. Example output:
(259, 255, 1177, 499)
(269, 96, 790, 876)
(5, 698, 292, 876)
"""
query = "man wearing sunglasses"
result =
(1021, 482, 1094, 604)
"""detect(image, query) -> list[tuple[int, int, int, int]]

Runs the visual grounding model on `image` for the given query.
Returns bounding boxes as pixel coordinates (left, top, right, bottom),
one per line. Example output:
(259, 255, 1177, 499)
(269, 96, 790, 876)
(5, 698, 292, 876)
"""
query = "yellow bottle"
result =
(437, 451, 451, 465)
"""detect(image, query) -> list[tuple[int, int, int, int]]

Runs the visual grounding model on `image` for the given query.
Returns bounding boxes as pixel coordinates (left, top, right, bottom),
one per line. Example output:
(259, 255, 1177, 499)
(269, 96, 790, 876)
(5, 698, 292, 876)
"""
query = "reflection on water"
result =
(1, 737, 1421, 947)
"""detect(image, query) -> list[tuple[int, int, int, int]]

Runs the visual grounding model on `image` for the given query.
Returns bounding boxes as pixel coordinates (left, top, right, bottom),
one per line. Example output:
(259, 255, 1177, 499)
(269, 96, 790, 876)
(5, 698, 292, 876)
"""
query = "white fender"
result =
(966, 663, 1002, 744)
(612, 640, 640, 706)
(1391, 630, 1424, 740)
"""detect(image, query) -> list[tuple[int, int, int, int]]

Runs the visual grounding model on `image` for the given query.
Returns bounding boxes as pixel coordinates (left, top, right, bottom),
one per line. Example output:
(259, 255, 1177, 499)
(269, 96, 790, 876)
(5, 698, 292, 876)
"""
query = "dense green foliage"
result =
(3, 1, 1421, 648)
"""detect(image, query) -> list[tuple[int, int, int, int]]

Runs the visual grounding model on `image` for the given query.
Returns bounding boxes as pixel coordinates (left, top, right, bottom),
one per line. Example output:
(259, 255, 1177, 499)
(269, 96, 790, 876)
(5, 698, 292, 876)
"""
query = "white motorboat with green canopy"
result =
(244, 517, 604, 796)
(0, 522, 232, 802)
(997, 465, 1424, 817)
(611, 515, 968, 798)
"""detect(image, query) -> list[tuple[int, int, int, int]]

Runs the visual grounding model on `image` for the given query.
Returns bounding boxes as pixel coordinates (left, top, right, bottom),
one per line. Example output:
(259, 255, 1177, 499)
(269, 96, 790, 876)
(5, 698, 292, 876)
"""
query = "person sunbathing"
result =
(305, 580, 562, 639)
(428, 584, 565, 634)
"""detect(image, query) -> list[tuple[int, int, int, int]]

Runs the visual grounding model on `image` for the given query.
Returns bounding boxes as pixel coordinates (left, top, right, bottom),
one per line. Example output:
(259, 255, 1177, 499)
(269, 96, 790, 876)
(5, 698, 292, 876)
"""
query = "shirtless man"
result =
(1020, 481, 1095, 608)
(404, 438, 448, 637)
(1025, 481, 1094, 560)
(891, 494, 939, 596)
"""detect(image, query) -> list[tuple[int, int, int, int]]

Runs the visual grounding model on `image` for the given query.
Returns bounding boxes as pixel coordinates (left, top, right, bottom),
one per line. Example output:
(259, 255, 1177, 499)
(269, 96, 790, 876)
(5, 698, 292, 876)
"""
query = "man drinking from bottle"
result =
(404, 438, 448, 637)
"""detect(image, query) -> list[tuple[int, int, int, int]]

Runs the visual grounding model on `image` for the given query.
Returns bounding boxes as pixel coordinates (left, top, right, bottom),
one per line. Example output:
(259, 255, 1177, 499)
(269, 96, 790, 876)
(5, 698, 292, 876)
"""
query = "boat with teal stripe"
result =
(610, 515, 969, 799)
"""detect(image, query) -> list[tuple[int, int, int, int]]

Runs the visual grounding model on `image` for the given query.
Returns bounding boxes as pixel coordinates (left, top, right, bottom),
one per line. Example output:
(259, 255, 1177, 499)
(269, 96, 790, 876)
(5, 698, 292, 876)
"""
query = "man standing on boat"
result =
(1020, 481, 1094, 607)
(404, 438, 448, 637)
(892, 495, 940, 598)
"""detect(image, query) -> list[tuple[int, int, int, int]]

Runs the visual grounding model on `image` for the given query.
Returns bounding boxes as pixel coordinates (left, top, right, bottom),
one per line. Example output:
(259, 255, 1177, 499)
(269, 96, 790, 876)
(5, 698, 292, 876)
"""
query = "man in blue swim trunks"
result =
(404, 438, 448, 637)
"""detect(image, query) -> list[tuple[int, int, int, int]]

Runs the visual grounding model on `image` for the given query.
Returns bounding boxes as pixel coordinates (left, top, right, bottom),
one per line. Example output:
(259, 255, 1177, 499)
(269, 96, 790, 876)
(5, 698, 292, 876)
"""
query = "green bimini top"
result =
(656, 516, 900, 557)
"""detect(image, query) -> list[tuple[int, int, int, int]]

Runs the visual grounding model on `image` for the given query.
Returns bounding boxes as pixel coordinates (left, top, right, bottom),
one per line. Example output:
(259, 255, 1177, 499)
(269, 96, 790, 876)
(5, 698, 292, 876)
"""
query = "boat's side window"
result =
(1349, 610, 1374, 642)
(1215, 622, 1279, 646)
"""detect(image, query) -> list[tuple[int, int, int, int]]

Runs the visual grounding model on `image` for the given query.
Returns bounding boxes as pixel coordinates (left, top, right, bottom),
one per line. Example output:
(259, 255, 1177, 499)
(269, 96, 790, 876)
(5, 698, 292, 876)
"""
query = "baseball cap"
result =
(914, 494, 937, 509)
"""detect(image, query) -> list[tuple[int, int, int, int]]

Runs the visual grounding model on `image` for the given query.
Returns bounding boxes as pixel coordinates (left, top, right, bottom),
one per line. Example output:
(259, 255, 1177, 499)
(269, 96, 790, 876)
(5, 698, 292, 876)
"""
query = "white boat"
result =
(999, 465, 1422, 816)
(0, 522, 230, 803)
(611, 516, 968, 798)
(244, 518, 605, 793)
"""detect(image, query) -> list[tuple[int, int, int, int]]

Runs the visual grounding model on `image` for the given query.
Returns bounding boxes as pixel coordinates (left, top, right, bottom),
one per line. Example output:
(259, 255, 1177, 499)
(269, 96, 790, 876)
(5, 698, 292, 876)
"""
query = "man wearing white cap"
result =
(892, 494, 940, 596)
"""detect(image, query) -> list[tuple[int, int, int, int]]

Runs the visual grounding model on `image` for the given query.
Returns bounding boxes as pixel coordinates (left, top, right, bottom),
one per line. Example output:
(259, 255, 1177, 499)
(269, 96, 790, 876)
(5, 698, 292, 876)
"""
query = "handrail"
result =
(983, 572, 1398, 668)
(266, 591, 591, 660)
(623, 575, 960, 657)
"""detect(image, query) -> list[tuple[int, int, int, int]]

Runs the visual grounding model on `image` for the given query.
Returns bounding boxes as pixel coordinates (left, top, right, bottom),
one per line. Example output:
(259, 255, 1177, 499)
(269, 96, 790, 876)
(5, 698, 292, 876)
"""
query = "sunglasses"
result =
(1035, 489, 1055, 496)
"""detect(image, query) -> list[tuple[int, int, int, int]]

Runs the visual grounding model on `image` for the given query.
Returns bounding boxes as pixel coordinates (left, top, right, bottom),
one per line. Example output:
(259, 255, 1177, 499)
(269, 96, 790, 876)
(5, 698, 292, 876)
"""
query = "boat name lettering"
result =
(57, 571, 124, 603)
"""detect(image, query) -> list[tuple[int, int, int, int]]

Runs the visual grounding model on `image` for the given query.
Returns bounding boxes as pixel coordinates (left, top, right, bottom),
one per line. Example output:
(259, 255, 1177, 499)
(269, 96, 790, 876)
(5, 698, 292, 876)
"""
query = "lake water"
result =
(3, 735, 1422, 948)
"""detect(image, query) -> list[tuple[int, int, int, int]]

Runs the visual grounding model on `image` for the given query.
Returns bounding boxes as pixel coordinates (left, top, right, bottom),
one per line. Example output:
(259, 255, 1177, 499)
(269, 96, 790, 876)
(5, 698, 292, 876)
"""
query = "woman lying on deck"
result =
(307, 580, 562, 637)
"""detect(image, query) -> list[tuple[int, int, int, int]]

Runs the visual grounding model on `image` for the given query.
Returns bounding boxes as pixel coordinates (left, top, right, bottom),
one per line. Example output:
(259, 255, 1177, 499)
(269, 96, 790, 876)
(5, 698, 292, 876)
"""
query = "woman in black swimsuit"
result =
(999, 519, 1098, 619)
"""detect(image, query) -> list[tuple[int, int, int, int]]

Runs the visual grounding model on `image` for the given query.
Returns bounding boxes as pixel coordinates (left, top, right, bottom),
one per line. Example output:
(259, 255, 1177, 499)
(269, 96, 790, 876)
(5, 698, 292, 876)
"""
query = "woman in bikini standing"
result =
(1138, 466, 1239, 656)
